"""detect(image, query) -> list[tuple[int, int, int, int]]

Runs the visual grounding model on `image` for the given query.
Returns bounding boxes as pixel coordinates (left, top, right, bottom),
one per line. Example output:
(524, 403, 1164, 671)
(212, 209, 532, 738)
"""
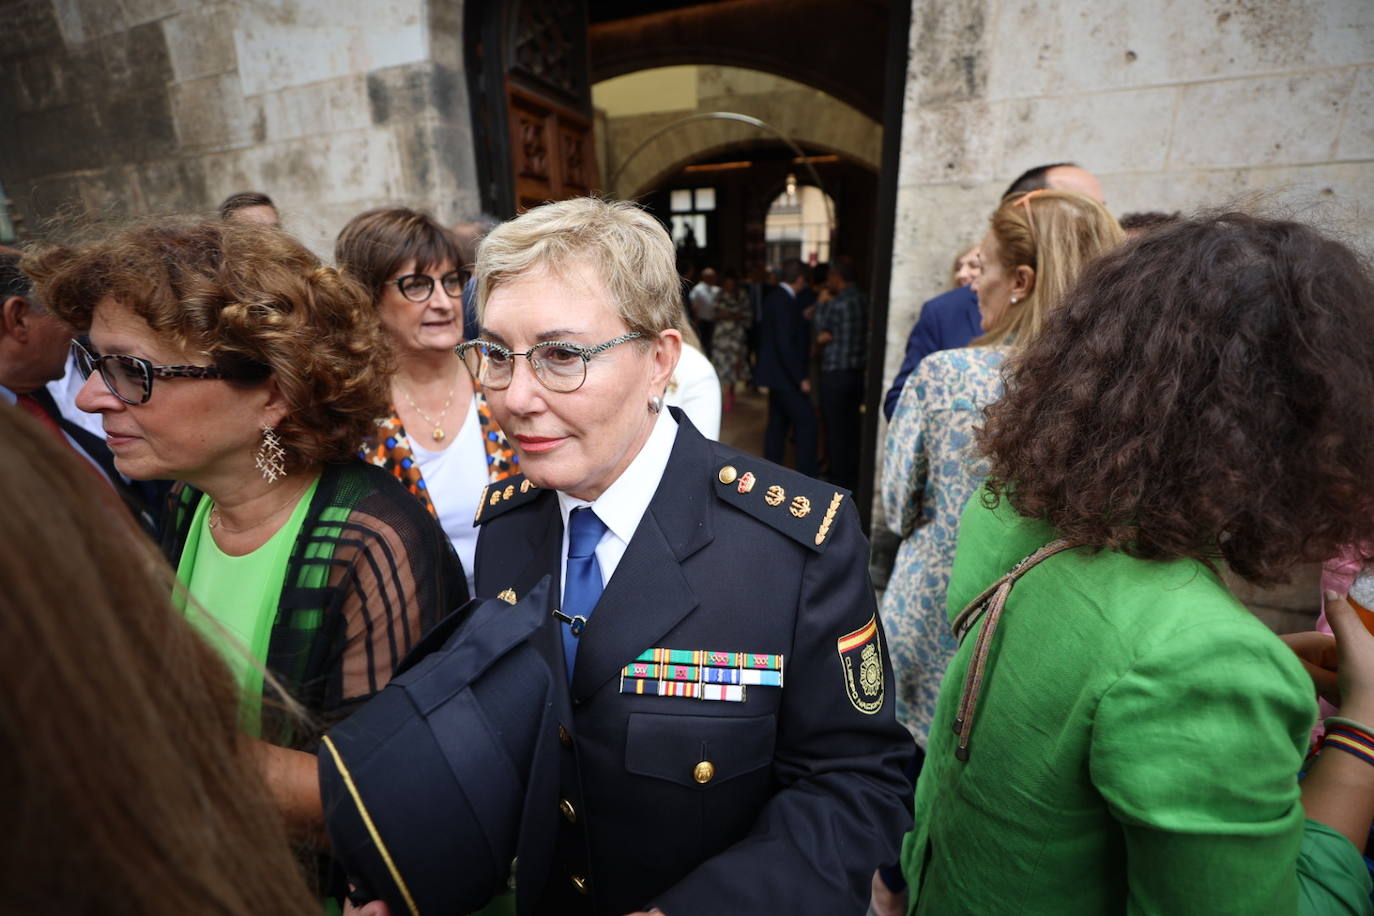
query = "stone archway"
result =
(589, 0, 889, 125)
(594, 65, 881, 199)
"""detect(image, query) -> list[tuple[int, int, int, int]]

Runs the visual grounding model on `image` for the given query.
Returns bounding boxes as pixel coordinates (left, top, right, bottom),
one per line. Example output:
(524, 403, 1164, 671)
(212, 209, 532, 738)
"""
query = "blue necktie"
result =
(561, 507, 607, 682)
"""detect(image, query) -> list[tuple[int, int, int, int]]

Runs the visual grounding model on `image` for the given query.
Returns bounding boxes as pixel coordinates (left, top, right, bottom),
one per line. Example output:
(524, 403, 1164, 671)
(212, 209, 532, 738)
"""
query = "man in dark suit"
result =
(755, 258, 818, 475)
(881, 283, 980, 420)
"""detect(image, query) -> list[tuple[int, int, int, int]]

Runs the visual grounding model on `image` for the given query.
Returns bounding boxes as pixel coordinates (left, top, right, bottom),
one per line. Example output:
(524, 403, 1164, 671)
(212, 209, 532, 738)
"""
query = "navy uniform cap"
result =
(319, 577, 560, 915)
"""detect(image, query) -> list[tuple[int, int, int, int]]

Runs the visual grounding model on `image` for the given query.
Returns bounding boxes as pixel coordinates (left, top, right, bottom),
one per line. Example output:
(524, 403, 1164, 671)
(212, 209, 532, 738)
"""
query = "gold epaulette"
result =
(473, 475, 543, 524)
(711, 457, 848, 552)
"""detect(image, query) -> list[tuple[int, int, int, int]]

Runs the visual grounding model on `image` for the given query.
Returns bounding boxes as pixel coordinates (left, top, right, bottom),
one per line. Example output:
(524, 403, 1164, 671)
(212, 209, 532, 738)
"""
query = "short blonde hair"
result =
(474, 198, 684, 339)
(978, 190, 1123, 348)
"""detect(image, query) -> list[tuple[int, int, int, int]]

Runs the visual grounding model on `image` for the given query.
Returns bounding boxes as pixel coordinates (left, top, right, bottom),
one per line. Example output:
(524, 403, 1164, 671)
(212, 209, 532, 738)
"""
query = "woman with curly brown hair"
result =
(899, 213, 1374, 913)
(24, 219, 465, 748)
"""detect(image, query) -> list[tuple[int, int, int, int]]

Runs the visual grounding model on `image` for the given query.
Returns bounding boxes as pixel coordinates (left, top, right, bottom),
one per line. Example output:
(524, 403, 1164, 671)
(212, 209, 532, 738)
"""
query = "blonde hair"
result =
(949, 243, 980, 289)
(976, 190, 1123, 348)
(475, 198, 686, 340)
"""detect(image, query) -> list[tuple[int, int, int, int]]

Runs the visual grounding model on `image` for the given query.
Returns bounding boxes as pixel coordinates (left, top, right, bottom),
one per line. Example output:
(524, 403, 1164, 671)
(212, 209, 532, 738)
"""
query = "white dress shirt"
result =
(555, 406, 679, 602)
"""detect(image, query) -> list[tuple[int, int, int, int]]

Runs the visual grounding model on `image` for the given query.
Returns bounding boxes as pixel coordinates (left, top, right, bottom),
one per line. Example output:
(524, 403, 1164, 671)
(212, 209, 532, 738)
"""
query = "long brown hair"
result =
(0, 405, 317, 913)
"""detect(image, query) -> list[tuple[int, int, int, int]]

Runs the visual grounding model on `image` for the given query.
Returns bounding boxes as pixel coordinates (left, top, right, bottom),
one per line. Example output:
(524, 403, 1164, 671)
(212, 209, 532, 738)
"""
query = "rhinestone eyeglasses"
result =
(456, 333, 643, 393)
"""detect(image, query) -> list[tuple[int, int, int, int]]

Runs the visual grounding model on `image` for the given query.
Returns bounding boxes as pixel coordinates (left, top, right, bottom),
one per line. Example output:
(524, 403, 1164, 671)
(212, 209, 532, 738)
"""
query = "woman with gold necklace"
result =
(337, 208, 518, 595)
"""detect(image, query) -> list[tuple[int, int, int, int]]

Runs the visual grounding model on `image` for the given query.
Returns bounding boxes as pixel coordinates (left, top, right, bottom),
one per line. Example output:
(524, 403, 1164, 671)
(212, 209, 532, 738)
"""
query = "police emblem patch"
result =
(837, 615, 884, 715)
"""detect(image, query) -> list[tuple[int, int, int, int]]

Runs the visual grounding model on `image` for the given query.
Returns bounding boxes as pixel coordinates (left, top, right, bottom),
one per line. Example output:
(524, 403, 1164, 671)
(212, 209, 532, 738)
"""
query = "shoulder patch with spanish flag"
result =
(837, 615, 884, 715)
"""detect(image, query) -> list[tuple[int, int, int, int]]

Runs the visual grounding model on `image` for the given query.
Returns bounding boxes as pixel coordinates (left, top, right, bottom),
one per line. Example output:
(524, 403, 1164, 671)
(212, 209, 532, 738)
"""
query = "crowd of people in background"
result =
(5, 160, 1374, 916)
(679, 249, 872, 492)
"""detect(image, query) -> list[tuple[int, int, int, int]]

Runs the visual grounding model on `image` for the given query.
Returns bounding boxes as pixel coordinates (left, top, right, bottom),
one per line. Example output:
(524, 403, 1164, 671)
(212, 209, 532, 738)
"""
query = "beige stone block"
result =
(1169, 70, 1355, 170)
(1337, 66, 1374, 160)
(1001, 88, 1177, 177)
(51, 0, 129, 42)
(171, 72, 264, 152)
(908, 0, 990, 106)
(163, 4, 238, 82)
(698, 66, 791, 99)
(987, 0, 1374, 102)
(1103, 162, 1374, 257)
(899, 100, 998, 187)
(200, 148, 258, 203)
(307, 128, 405, 206)
(259, 74, 371, 143)
(233, 0, 427, 96)
(122, 0, 195, 27)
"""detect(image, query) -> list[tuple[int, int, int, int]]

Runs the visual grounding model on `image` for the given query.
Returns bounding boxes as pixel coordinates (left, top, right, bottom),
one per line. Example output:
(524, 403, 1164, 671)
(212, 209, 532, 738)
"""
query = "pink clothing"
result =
(1312, 545, 1370, 738)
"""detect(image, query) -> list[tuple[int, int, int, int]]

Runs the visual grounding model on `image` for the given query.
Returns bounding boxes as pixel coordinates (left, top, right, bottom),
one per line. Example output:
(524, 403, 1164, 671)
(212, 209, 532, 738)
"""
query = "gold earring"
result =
(255, 425, 286, 483)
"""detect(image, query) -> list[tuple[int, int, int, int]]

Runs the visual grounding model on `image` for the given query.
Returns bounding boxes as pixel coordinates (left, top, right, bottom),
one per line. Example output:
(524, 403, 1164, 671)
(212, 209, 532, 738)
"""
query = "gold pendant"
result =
(432, 427, 445, 442)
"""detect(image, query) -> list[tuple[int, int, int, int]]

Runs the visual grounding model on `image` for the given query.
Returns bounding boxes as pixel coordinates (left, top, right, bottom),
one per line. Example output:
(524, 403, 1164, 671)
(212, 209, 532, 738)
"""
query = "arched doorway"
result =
(636, 141, 878, 283)
(764, 182, 836, 267)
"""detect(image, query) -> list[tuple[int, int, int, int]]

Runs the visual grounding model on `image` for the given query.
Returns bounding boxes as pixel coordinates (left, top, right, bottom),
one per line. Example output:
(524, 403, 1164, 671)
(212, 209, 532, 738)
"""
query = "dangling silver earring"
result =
(648, 394, 664, 414)
(255, 425, 286, 483)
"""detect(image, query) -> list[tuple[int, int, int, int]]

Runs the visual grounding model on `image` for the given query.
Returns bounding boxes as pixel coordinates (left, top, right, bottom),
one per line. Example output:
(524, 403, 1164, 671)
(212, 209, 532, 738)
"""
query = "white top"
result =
(690, 281, 720, 321)
(555, 407, 679, 603)
(666, 343, 721, 439)
(46, 351, 107, 438)
(408, 396, 485, 596)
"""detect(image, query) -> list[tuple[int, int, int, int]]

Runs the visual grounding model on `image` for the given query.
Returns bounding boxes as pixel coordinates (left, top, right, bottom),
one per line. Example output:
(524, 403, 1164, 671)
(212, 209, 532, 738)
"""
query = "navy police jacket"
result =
(473, 410, 914, 915)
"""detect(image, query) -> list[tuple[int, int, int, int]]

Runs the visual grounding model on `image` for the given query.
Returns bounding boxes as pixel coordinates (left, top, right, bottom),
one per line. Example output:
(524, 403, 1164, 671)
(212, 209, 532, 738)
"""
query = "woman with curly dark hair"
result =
(899, 213, 1374, 913)
(24, 220, 465, 751)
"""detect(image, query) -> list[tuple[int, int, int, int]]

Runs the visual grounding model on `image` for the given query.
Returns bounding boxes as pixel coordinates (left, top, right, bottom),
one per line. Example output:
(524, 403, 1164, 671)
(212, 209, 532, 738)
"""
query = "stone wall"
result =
(880, 0, 1372, 623)
(0, 0, 479, 256)
(885, 0, 1374, 397)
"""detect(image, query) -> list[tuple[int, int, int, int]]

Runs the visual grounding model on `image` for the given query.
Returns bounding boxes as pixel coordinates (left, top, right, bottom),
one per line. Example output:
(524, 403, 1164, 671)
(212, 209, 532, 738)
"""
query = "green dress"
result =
(901, 491, 1371, 915)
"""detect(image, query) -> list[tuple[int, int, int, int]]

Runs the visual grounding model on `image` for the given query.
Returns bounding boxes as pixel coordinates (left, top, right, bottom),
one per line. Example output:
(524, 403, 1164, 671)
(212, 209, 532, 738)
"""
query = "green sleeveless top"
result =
(176, 477, 320, 736)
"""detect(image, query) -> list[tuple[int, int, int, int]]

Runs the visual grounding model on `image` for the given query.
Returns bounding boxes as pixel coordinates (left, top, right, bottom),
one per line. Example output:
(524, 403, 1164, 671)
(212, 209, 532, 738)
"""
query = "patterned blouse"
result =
(362, 388, 519, 517)
(879, 345, 1009, 744)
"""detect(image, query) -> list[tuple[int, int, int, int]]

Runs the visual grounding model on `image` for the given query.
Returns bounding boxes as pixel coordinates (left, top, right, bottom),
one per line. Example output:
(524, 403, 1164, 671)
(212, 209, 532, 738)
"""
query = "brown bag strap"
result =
(950, 537, 1081, 761)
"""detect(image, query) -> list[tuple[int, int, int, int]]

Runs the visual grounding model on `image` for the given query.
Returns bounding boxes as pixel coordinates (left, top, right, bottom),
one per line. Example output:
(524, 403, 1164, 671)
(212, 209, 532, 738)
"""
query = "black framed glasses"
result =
(393, 270, 464, 303)
(456, 333, 643, 393)
(72, 338, 231, 405)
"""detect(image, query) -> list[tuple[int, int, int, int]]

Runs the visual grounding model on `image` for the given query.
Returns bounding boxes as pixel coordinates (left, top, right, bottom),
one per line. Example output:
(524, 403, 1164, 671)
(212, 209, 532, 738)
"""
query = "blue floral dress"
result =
(880, 346, 1009, 745)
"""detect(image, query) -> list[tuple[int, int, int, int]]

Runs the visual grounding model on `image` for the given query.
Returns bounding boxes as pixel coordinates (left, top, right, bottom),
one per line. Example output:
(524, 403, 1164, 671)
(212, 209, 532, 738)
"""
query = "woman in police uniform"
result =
(463, 197, 913, 916)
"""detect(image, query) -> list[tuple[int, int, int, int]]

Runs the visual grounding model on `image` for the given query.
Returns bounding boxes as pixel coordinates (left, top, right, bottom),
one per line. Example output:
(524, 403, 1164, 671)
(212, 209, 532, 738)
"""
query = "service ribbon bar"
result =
(620, 646, 786, 701)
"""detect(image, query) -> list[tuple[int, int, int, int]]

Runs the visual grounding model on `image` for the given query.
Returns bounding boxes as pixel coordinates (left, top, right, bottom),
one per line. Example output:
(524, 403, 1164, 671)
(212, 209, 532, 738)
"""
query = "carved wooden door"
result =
(466, 0, 597, 216)
(508, 85, 595, 211)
